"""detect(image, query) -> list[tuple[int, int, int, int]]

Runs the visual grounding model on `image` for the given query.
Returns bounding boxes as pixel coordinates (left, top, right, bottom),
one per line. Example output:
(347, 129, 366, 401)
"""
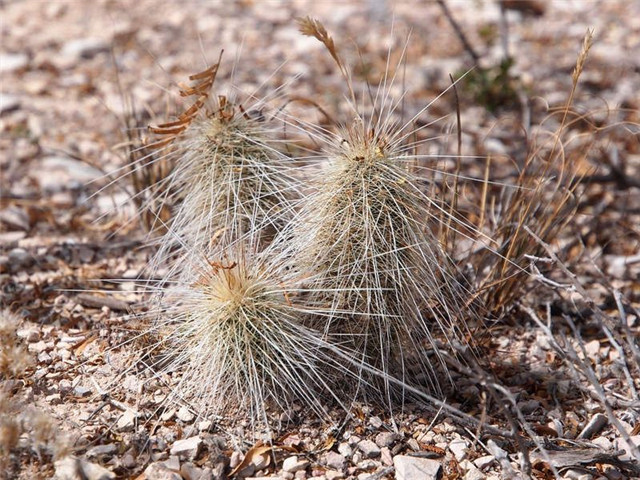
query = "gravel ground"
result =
(2, 1, 639, 479)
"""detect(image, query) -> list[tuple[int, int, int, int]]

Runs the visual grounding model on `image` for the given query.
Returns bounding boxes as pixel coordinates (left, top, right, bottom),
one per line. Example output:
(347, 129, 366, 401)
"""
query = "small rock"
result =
(405, 438, 420, 451)
(142, 462, 182, 480)
(116, 410, 137, 431)
(0, 93, 20, 114)
(375, 432, 399, 448)
(369, 416, 383, 428)
(393, 455, 442, 480)
(584, 340, 601, 359)
(38, 351, 53, 364)
(198, 420, 213, 432)
(121, 453, 136, 469)
(323, 451, 346, 470)
(337, 442, 353, 458)
(61, 38, 109, 59)
(358, 440, 381, 458)
(177, 405, 195, 423)
(282, 455, 310, 473)
(86, 444, 118, 459)
(0, 52, 29, 72)
(181, 462, 204, 480)
(58, 349, 72, 361)
(230, 451, 243, 468)
(460, 460, 485, 480)
(59, 379, 73, 393)
(8, 247, 31, 267)
(473, 455, 495, 471)
(591, 436, 612, 450)
(448, 438, 469, 462)
(516, 399, 540, 415)
(562, 468, 593, 480)
(54, 456, 116, 480)
(45, 393, 61, 405)
(74, 386, 92, 397)
(251, 450, 270, 471)
(163, 456, 180, 472)
(380, 447, 393, 466)
(325, 470, 345, 480)
(198, 467, 214, 480)
(170, 436, 202, 461)
(161, 409, 176, 421)
(16, 327, 40, 342)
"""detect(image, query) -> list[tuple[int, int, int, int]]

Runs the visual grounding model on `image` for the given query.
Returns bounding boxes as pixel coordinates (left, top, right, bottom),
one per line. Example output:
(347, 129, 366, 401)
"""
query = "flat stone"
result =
(380, 447, 393, 466)
(282, 455, 309, 472)
(375, 432, 399, 448)
(121, 454, 136, 469)
(393, 455, 442, 480)
(591, 436, 612, 450)
(358, 439, 381, 458)
(0, 231, 27, 246)
(142, 462, 182, 480)
(473, 455, 495, 471)
(369, 416, 383, 428)
(322, 451, 346, 470)
(16, 327, 39, 342)
(162, 456, 180, 472)
(8, 247, 31, 266)
(170, 436, 202, 461)
(230, 451, 243, 468)
(0, 53, 29, 72)
(45, 393, 61, 404)
(116, 409, 137, 431)
(176, 405, 195, 423)
(338, 442, 353, 458)
(0, 93, 20, 114)
(198, 420, 213, 432)
(562, 468, 592, 480)
(74, 386, 92, 397)
(160, 409, 176, 421)
(38, 351, 53, 364)
(448, 438, 469, 462)
(325, 470, 345, 480)
(40, 156, 103, 185)
(460, 460, 485, 480)
(86, 444, 118, 459)
(61, 38, 109, 59)
(516, 399, 540, 415)
(54, 456, 116, 480)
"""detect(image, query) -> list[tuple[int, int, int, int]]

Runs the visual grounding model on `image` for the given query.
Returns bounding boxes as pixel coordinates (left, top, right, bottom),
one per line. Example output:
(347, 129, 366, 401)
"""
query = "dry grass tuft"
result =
(462, 30, 594, 316)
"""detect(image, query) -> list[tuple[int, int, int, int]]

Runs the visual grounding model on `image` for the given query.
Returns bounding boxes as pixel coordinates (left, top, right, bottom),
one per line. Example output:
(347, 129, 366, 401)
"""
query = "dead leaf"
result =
(229, 443, 272, 477)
